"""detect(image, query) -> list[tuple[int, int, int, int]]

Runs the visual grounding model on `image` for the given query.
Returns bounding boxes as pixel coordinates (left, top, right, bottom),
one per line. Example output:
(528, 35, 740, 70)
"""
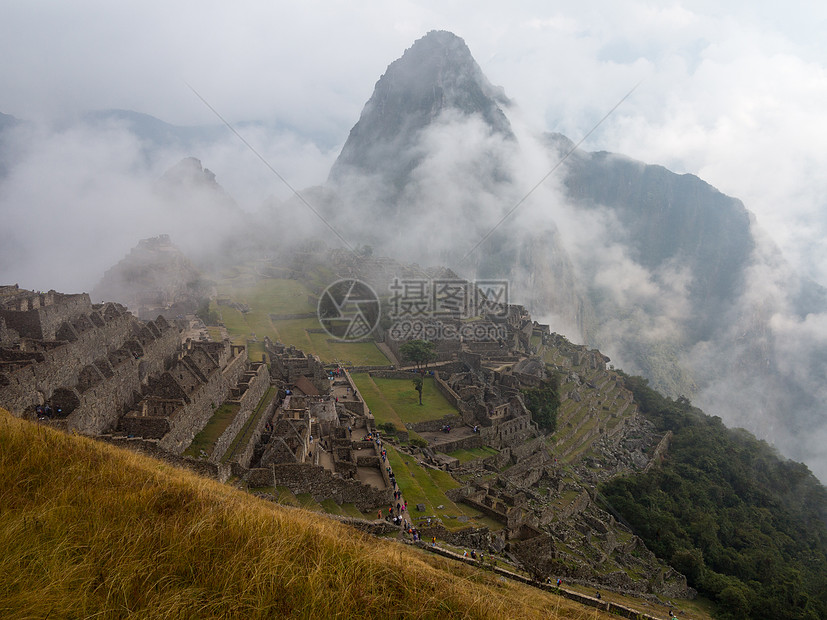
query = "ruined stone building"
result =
(265, 338, 328, 393)
(0, 285, 179, 434)
(118, 339, 259, 455)
(0, 285, 268, 459)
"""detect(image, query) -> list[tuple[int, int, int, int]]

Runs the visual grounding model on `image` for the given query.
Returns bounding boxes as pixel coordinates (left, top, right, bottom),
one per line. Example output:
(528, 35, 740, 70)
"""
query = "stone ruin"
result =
(0, 284, 268, 462)
(0, 281, 691, 598)
(233, 339, 394, 512)
(118, 339, 260, 455)
(265, 338, 329, 393)
(0, 285, 179, 434)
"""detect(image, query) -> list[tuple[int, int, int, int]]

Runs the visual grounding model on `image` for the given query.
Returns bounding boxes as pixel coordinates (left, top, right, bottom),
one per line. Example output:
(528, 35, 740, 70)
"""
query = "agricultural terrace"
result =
(214, 268, 389, 366)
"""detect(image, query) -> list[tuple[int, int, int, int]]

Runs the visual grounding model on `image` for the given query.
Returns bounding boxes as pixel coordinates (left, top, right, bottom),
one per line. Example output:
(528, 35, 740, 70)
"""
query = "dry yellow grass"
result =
(0, 408, 616, 619)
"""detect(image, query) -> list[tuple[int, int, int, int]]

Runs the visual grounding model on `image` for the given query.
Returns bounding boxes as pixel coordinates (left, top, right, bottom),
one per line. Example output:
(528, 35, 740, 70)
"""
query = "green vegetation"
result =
(206, 326, 224, 341)
(412, 376, 423, 405)
(215, 274, 390, 366)
(522, 375, 561, 433)
(183, 403, 240, 458)
(195, 298, 220, 326)
(351, 374, 457, 433)
(384, 446, 498, 530)
(398, 339, 437, 369)
(601, 375, 827, 620)
(0, 408, 616, 619)
(446, 446, 499, 463)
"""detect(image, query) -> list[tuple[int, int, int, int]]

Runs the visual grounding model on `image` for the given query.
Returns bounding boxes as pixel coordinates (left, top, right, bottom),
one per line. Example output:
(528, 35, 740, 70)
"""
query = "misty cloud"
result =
(0, 118, 337, 292)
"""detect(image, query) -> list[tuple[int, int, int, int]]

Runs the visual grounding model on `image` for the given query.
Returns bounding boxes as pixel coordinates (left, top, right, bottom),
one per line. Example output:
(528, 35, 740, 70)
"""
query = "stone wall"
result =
(0, 292, 92, 340)
(384, 332, 460, 365)
(432, 370, 461, 408)
(0, 309, 137, 415)
(2, 310, 181, 438)
(430, 434, 483, 454)
(420, 542, 667, 618)
(488, 414, 533, 450)
(265, 339, 328, 392)
(234, 391, 279, 468)
(500, 448, 551, 487)
(408, 413, 464, 433)
(558, 490, 591, 520)
(240, 462, 392, 511)
(458, 350, 481, 372)
(459, 496, 508, 525)
(70, 320, 179, 434)
(118, 409, 172, 438)
(483, 447, 512, 470)
(150, 346, 249, 455)
(210, 363, 272, 464)
(221, 349, 248, 391)
(510, 436, 546, 462)
(158, 372, 229, 455)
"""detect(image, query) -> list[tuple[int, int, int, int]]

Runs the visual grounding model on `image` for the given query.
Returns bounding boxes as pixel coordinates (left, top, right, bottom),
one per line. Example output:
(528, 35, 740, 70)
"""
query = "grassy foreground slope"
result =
(0, 409, 611, 619)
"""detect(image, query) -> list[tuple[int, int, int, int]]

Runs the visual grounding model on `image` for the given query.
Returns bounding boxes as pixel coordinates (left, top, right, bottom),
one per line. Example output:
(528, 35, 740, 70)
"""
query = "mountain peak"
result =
(329, 30, 512, 184)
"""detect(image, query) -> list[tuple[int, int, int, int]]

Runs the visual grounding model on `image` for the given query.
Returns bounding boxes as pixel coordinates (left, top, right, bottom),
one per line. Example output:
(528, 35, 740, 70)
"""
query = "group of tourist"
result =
(461, 549, 487, 563)
(35, 404, 61, 419)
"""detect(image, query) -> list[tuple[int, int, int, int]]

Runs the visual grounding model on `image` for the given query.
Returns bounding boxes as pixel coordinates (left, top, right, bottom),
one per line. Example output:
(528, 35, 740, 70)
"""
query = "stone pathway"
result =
(326, 370, 414, 531)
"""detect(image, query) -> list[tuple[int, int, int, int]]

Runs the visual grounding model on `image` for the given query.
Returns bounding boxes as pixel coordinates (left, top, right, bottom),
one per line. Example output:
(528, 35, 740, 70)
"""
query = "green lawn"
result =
(446, 446, 499, 463)
(215, 275, 389, 366)
(305, 331, 390, 366)
(351, 374, 457, 433)
(183, 403, 241, 458)
(215, 277, 315, 361)
(274, 486, 300, 506)
(385, 446, 500, 531)
(220, 277, 316, 315)
(295, 493, 323, 511)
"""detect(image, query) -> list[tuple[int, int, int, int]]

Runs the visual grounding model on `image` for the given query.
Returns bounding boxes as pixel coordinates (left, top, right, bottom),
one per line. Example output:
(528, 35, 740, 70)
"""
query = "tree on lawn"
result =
(412, 376, 423, 405)
(399, 339, 437, 370)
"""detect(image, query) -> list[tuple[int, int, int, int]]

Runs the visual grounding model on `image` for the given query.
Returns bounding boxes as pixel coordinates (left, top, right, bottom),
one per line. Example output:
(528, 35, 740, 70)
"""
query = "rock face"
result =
(330, 30, 512, 190)
(92, 235, 211, 319)
(155, 156, 237, 212)
(562, 148, 755, 342)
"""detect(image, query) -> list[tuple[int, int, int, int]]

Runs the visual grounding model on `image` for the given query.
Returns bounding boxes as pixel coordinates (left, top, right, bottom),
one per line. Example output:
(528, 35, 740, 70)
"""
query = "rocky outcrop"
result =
(92, 235, 212, 319)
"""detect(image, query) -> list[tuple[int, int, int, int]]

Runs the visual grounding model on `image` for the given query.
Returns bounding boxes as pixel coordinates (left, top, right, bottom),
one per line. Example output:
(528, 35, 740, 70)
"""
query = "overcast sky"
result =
(3, 0, 827, 282)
